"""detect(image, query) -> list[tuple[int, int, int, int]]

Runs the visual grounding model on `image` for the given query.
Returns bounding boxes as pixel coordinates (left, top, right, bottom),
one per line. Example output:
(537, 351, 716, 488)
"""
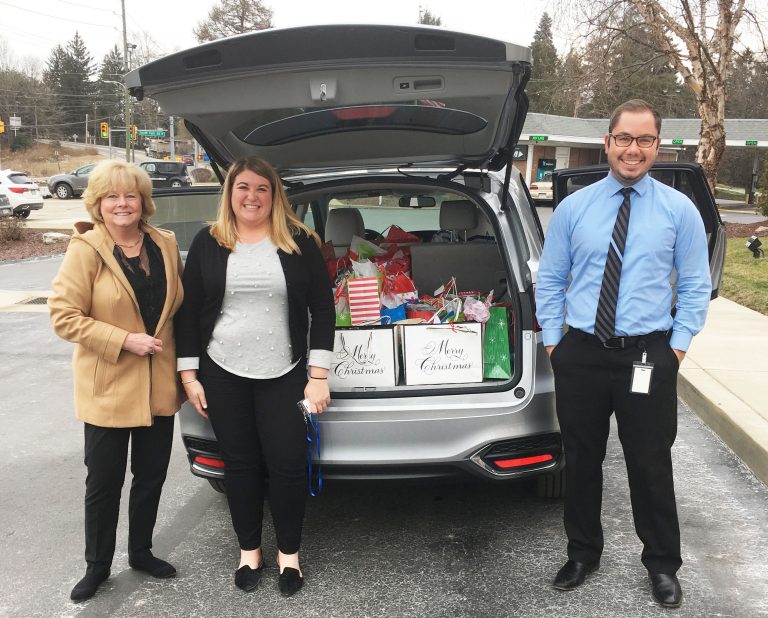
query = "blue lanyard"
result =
(306, 411, 322, 496)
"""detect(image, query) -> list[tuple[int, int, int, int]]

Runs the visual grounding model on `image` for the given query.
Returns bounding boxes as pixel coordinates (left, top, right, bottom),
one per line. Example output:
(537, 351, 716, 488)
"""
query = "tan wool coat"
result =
(49, 222, 184, 427)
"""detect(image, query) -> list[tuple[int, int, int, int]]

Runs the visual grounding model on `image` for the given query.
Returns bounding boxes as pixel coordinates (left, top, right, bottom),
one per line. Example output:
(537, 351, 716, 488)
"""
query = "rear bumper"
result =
(179, 390, 561, 482)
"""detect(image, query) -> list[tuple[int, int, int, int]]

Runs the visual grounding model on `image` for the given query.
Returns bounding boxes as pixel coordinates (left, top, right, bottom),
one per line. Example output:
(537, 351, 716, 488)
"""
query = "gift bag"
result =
(347, 276, 381, 325)
(483, 306, 512, 379)
(334, 279, 352, 326)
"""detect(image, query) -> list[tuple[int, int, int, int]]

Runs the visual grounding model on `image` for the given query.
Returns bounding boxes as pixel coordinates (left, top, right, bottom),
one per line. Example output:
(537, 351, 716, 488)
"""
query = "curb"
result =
(678, 372, 768, 486)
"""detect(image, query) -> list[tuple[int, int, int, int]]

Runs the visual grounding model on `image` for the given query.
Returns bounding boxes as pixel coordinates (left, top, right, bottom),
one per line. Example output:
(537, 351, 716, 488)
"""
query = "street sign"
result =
(138, 130, 167, 137)
(746, 140, 758, 146)
(530, 135, 548, 141)
(671, 139, 684, 145)
(10, 116, 21, 128)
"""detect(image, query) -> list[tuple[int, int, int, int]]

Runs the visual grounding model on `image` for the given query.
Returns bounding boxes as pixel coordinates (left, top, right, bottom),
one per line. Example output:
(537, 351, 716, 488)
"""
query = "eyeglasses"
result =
(609, 133, 658, 148)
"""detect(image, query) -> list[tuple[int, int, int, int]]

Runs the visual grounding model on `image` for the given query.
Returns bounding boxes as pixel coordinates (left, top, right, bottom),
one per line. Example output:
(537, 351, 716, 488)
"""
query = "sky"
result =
(0, 0, 564, 70)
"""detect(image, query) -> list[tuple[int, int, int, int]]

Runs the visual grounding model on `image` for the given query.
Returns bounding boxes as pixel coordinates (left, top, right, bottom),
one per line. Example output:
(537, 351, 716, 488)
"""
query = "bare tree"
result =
(194, 0, 273, 43)
(578, 0, 757, 189)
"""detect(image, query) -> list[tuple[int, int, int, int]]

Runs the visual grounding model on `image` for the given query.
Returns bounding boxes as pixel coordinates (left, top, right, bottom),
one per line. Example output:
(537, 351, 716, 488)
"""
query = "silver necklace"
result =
(115, 231, 144, 249)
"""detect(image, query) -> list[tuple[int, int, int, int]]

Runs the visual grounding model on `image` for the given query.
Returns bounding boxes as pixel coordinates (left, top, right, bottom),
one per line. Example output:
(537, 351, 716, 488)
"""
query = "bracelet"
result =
(181, 378, 198, 385)
(309, 376, 328, 380)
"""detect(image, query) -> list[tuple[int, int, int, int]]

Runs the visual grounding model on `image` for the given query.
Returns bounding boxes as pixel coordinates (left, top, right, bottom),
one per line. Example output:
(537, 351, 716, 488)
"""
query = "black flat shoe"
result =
(70, 568, 110, 602)
(650, 573, 683, 608)
(552, 559, 600, 590)
(278, 566, 304, 597)
(128, 552, 177, 579)
(235, 561, 265, 592)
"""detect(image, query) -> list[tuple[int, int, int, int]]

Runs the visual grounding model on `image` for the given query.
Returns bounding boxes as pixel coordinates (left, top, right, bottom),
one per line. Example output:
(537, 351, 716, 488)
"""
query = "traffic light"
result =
(99, 122, 108, 139)
(130, 125, 138, 142)
(0, 119, 4, 134)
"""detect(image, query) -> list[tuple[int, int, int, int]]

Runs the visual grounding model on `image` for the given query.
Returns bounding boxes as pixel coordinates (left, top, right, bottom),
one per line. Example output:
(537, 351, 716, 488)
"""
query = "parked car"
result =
(138, 161, 192, 188)
(47, 163, 98, 200)
(127, 25, 725, 496)
(0, 169, 44, 218)
(0, 193, 13, 217)
(530, 171, 553, 201)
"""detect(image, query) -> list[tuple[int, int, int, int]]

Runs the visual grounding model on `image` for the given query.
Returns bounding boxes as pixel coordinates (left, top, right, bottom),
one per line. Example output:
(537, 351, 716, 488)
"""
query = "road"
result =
(1, 257, 767, 617)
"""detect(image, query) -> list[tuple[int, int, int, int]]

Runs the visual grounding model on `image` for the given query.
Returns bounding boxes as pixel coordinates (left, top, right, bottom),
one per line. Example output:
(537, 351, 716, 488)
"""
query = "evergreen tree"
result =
(95, 46, 125, 144)
(194, 0, 273, 43)
(757, 157, 768, 217)
(418, 9, 442, 25)
(43, 33, 95, 136)
(529, 13, 561, 113)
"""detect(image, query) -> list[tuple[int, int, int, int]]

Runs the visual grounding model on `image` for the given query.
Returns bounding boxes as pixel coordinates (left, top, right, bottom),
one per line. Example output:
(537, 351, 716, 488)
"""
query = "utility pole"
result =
(121, 0, 131, 163)
(85, 113, 89, 144)
(169, 116, 175, 161)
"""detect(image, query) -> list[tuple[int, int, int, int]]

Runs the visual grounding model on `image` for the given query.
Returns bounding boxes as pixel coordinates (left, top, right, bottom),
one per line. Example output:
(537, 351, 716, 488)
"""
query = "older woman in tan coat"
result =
(49, 160, 184, 603)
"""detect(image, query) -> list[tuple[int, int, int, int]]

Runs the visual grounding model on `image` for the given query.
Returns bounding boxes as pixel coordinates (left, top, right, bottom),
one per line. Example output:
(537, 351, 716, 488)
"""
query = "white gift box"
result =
(400, 322, 483, 385)
(329, 327, 399, 389)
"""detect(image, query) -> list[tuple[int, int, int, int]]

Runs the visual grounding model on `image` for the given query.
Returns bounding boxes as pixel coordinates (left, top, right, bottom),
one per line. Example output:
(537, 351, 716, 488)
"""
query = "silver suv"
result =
(127, 25, 724, 496)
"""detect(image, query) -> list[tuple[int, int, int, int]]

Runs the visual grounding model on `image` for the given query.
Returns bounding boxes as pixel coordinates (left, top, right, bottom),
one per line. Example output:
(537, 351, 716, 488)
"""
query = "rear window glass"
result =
(9, 173, 33, 184)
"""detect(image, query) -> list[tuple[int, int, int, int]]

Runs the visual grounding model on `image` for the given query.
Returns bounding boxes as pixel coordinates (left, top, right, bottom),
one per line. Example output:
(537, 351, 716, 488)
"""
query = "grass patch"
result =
(719, 237, 768, 316)
(3, 143, 106, 177)
(715, 184, 746, 200)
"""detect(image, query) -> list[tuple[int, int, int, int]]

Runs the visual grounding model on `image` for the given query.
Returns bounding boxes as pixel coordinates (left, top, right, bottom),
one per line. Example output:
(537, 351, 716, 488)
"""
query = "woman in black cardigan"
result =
(175, 157, 334, 597)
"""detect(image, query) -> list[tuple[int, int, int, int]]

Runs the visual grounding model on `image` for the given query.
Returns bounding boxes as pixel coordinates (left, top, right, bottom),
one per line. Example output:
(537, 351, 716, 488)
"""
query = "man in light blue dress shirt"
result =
(535, 99, 711, 609)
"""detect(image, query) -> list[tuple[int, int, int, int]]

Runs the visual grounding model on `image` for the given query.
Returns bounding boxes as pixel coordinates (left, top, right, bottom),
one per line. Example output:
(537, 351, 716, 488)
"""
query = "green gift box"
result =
(483, 306, 512, 379)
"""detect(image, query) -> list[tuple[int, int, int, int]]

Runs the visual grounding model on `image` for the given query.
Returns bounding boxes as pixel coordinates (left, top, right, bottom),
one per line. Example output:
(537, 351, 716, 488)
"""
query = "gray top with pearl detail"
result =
(177, 238, 332, 377)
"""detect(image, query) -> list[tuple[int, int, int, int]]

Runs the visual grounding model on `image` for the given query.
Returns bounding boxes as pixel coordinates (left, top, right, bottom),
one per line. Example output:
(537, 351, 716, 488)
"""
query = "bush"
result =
(190, 167, 216, 183)
(757, 158, 768, 217)
(0, 216, 24, 242)
(10, 134, 33, 152)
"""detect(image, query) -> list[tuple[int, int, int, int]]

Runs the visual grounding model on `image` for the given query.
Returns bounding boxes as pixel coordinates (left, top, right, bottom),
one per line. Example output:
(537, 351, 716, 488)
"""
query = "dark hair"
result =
(608, 99, 662, 134)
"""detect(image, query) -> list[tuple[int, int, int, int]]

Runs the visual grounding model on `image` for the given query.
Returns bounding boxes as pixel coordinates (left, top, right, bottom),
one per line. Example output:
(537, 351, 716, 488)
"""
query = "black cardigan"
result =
(174, 226, 335, 364)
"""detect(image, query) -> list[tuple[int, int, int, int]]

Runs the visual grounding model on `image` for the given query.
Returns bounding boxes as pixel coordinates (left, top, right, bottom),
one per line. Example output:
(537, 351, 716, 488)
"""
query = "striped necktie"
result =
(594, 187, 633, 342)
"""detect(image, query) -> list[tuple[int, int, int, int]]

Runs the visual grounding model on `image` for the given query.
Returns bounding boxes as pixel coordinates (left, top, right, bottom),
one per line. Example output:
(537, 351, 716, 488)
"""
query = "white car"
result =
(0, 169, 44, 218)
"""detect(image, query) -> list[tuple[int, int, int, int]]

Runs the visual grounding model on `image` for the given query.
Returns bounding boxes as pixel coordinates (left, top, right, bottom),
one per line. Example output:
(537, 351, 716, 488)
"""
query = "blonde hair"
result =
(210, 157, 320, 253)
(83, 160, 155, 223)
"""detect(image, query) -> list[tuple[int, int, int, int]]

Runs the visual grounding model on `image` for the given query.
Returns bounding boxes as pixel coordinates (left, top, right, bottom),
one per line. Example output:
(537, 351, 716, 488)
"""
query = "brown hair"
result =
(83, 160, 155, 223)
(608, 99, 662, 134)
(210, 157, 320, 253)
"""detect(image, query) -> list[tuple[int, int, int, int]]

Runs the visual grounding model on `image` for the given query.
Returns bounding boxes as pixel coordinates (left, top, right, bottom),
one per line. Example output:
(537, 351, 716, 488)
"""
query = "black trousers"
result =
(200, 354, 308, 554)
(550, 329, 682, 575)
(83, 415, 174, 571)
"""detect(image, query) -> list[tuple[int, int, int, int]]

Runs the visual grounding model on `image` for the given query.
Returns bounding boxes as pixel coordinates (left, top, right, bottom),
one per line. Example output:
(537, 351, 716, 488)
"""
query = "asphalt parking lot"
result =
(1, 256, 768, 617)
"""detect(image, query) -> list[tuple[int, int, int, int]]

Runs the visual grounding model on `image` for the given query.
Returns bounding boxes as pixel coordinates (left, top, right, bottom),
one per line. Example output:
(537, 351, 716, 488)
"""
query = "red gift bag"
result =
(347, 277, 381, 325)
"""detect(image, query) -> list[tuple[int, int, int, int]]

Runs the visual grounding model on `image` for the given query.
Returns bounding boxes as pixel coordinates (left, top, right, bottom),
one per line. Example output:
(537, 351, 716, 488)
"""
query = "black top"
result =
(113, 234, 167, 336)
(174, 226, 335, 362)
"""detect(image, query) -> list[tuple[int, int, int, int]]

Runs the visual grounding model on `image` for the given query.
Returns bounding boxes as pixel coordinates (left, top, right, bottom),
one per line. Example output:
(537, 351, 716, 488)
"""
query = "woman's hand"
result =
(123, 333, 163, 357)
(182, 378, 208, 418)
(304, 378, 331, 414)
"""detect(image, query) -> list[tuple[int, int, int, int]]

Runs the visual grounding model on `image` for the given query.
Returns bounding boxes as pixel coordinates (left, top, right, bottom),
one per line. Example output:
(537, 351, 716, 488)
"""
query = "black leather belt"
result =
(570, 328, 669, 350)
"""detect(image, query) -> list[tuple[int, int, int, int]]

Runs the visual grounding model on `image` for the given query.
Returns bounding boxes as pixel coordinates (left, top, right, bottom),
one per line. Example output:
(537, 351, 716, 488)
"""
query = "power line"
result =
(0, 1, 118, 29)
(55, 0, 118, 14)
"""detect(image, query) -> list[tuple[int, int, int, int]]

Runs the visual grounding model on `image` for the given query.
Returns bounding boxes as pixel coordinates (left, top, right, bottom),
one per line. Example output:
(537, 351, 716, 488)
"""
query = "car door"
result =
(74, 164, 96, 192)
(552, 162, 726, 298)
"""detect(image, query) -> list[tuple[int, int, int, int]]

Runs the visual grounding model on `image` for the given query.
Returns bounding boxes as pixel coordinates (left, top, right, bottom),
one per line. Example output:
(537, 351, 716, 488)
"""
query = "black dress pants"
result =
(83, 415, 174, 571)
(550, 329, 682, 575)
(200, 355, 308, 554)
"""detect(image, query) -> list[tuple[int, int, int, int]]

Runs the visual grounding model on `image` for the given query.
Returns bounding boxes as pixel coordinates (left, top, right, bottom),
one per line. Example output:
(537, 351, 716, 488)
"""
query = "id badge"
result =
(630, 351, 654, 395)
(297, 398, 311, 424)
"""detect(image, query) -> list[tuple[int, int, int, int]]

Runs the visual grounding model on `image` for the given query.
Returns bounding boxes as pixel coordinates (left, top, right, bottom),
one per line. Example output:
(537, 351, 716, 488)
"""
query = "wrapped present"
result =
(381, 303, 407, 324)
(406, 303, 437, 321)
(401, 322, 483, 385)
(483, 306, 512, 379)
(330, 327, 399, 388)
(347, 276, 381, 325)
(384, 224, 421, 244)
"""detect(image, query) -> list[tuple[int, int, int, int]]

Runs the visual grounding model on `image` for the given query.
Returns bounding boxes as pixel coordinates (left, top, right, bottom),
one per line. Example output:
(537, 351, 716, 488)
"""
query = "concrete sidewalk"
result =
(679, 297, 768, 485)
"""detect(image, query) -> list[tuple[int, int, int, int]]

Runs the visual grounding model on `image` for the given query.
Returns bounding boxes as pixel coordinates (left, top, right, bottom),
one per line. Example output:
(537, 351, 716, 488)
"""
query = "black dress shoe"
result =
(552, 559, 600, 590)
(128, 552, 177, 579)
(278, 567, 304, 597)
(650, 573, 683, 608)
(235, 561, 265, 592)
(70, 568, 110, 602)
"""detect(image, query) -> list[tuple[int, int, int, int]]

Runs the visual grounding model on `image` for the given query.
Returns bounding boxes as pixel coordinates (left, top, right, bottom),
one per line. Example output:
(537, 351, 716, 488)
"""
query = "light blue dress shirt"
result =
(535, 173, 711, 351)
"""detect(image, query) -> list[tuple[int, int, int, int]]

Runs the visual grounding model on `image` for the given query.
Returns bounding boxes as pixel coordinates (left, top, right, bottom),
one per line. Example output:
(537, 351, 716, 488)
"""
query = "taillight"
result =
(8, 187, 28, 193)
(194, 455, 225, 468)
(530, 183, 539, 191)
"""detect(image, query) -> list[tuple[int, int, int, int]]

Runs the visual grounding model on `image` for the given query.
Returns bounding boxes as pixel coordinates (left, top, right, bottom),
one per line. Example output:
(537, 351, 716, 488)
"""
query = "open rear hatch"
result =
(125, 24, 531, 178)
